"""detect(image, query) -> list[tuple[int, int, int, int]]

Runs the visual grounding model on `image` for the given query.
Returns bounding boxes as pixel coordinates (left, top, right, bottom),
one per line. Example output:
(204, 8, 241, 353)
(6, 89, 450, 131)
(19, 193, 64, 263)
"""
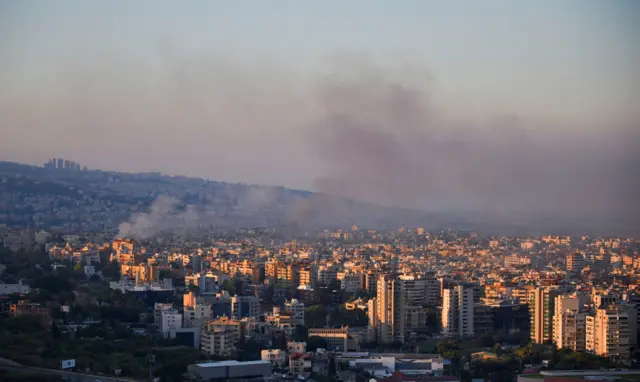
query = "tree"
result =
(328, 357, 336, 375)
(307, 336, 327, 351)
(102, 260, 121, 280)
(480, 333, 495, 347)
(515, 342, 532, 364)
(305, 305, 327, 328)
(159, 269, 172, 280)
(278, 332, 288, 351)
(221, 279, 236, 295)
(237, 338, 262, 361)
(389, 340, 404, 351)
(51, 322, 62, 339)
(292, 325, 308, 342)
(263, 285, 275, 304)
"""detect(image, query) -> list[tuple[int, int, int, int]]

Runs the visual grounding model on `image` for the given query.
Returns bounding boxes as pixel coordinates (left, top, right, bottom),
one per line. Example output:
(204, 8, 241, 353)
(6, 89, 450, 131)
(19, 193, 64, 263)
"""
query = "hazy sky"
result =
(1, 1, 639, 221)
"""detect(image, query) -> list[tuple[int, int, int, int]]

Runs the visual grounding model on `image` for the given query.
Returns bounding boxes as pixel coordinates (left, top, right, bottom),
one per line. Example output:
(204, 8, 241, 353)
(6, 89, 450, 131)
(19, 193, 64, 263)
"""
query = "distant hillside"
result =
(1, 161, 635, 237)
(0, 161, 446, 236)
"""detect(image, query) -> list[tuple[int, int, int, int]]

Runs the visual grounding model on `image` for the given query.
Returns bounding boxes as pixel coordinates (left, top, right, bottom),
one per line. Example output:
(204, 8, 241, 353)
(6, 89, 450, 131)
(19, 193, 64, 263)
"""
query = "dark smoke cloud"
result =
(307, 60, 640, 235)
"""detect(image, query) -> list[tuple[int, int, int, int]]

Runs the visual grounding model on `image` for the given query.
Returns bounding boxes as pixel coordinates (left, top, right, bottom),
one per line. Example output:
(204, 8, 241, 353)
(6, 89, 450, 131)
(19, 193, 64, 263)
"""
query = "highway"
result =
(0, 358, 143, 382)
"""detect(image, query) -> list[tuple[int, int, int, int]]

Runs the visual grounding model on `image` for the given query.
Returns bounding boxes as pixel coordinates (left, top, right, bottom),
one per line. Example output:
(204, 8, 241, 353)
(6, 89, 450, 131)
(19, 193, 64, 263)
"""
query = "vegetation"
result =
(0, 248, 209, 382)
(305, 305, 368, 328)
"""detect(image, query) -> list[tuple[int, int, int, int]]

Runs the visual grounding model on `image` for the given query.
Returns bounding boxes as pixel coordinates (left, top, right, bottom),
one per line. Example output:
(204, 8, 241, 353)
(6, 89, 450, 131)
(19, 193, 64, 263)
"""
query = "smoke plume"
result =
(3, 47, 638, 236)
(117, 195, 203, 240)
(305, 60, 640, 235)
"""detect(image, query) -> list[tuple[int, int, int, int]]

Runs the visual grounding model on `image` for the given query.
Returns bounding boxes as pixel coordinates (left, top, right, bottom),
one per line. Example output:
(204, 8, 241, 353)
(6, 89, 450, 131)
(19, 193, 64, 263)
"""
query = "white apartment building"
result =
(586, 305, 636, 359)
(441, 284, 475, 338)
(552, 294, 586, 351)
(154, 302, 174, 326)
(184, 303, 213, 329)
(553, 311, 586, 351)
(285, 299, 305, 326)
(160, 310, 183, 336)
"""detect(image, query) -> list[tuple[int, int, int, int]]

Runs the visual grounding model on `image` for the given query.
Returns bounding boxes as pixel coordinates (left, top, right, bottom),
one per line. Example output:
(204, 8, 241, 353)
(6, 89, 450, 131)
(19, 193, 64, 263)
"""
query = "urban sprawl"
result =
(0, 161, 638, 382)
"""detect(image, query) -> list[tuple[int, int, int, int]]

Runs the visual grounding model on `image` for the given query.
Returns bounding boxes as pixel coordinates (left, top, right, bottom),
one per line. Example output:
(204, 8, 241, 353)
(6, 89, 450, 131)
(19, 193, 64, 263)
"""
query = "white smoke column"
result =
(117, 195, 185, 239)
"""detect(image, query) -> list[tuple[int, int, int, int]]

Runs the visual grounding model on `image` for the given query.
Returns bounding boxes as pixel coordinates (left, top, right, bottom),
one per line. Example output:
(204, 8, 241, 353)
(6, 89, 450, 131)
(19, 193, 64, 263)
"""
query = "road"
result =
(0, 358, 142, 382)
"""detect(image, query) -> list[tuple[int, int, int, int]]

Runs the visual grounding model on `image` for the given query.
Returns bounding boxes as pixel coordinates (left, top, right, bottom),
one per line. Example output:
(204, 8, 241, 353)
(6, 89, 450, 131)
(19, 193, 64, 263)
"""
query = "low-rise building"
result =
(260, 349, 286, 367)
(187, 360, 272, 382)
(289, 353, 312, 376)
(0, 280, 30, 295)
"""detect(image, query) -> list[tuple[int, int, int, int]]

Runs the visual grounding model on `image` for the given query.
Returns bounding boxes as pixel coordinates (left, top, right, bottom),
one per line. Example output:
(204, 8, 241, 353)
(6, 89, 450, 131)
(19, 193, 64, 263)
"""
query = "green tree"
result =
(102, 260, 121, 280)
(292, 325, 308, 342)
(221, 279, 236, 295)
(307, 336, 327, 351)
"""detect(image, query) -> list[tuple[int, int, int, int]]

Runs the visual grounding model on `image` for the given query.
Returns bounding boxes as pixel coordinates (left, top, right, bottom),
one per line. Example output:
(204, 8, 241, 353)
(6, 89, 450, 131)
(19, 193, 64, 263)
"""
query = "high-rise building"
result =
(586, 305, 636, 360)
(369, 274, 433, 344)
(423, 272, 440, 306)
(192, 255, 203, 273)
(593, 294, 619, 309)
(530, 287, 559, 344)
(441, 284, 475, 338)
(623, 292, 640, 347)
(374, 275, 405, 344)
(566, 253, 585, 273)
(552, 295, 586, 351)
(365, 270, 379, 296)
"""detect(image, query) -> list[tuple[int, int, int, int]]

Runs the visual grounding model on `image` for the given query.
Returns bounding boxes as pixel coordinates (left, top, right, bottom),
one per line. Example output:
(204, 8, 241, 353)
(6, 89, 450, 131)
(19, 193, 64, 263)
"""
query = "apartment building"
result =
(160, 310, 183, 336)
(566, 253, 585, 273)
(201, 317, 241, 357)
(552, 295, 586, 351)
(586, 305, 636, 359)
(441, 284, 475, 338)
(530, 287, 559, 344)
(231, 295, 261, 319)
(308, 327, 359, 351)
(284, 299, 305, 326)
(375, 275, 405, 344)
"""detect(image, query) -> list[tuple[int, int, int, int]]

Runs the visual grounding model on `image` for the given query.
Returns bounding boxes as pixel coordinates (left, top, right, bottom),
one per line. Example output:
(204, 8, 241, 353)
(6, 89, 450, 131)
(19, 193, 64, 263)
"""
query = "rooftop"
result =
(195, 360, 270, 368)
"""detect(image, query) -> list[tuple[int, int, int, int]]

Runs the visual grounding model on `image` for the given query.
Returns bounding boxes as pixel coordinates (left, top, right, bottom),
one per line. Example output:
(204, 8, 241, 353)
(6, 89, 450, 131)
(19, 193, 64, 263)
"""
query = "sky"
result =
(1, 1, 639, 224)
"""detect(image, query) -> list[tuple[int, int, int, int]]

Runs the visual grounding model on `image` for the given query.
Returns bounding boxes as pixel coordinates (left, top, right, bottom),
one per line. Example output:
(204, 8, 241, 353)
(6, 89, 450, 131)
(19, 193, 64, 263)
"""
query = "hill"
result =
(0, 161, 444, 237)
(1, 161, 636, 237)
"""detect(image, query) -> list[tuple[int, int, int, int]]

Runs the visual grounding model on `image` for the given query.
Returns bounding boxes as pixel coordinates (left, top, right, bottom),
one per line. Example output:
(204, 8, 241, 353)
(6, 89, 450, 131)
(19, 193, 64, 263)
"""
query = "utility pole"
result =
(147, 353, 155, 382)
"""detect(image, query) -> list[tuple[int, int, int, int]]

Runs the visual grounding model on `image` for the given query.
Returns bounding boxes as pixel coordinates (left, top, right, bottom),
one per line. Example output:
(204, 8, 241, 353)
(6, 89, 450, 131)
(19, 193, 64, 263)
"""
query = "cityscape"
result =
(1, 1, 638, 382)
(0, 159, 638, 382)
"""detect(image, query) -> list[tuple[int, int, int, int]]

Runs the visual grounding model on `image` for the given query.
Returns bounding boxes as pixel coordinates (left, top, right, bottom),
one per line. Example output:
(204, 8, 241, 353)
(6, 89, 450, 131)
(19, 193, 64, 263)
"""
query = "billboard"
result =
(60, 359, 75, 369)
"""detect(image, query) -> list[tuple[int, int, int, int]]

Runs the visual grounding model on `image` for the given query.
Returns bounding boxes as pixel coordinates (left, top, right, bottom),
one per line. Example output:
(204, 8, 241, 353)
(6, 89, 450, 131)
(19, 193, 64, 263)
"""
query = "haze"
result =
(1, 1, 639, 228)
